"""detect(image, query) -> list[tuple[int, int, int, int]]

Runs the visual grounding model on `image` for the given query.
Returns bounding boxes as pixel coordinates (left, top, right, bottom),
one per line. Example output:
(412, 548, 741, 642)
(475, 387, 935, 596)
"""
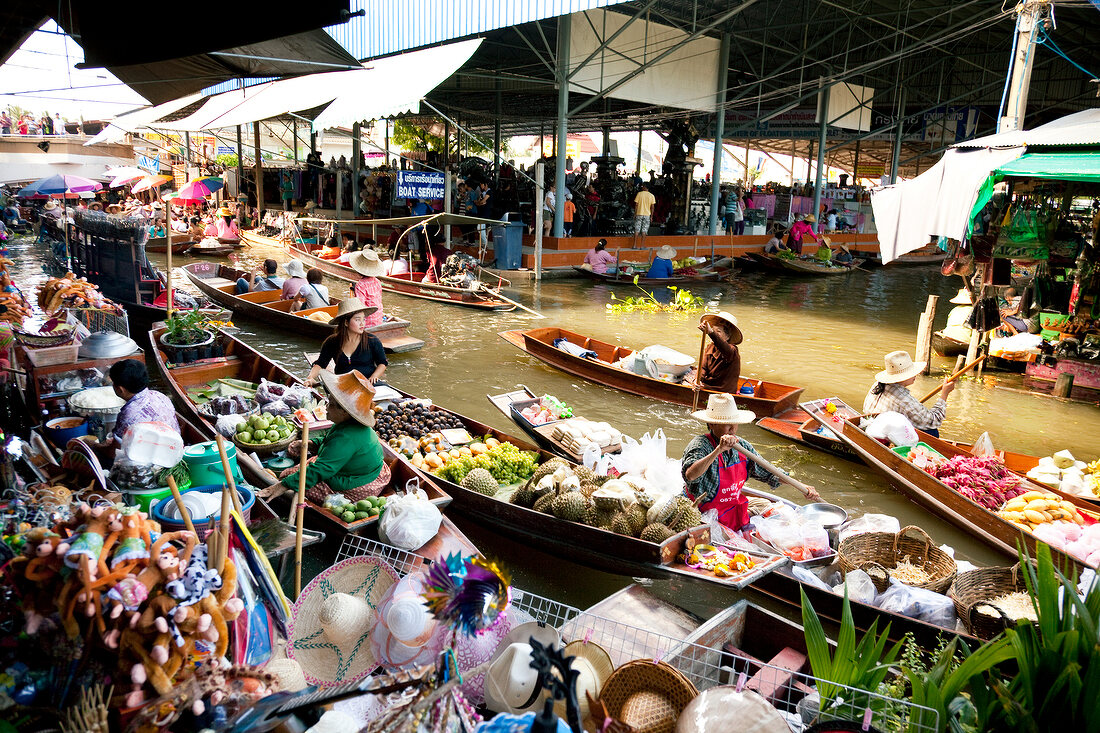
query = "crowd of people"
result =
(0, 109, 78, 136)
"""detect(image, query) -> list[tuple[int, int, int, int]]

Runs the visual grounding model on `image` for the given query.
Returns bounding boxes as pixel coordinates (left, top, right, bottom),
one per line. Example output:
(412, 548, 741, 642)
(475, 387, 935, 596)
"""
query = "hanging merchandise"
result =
(968, 296, 1002, 332)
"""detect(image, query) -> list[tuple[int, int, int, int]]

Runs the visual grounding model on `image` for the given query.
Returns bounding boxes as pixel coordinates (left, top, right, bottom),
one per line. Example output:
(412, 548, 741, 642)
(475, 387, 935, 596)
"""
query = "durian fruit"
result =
(610, 512, 636, 536)
(593, 506, 618, 529)
(533, 492, 557, 514)
(640, 523, 675, 543)
(625, 503, 649, 536)
(573, 465, 597, 485)
(594, 474, 611, 487)
(579, 481, 598, 498)
(632, 489, 656, 508)
(578, 497, 598, 526)
(559, 474, 581, 493)
(510, 485, 535, 507)
(671, 504, 704, 532)
(647, 495, 678, 525)
(591, 480, 635, 511)
(551, 492, 588, 523)
(461, 468, 498, 497)
(531, 474, 557, 499)
(530, 457, 569, 485)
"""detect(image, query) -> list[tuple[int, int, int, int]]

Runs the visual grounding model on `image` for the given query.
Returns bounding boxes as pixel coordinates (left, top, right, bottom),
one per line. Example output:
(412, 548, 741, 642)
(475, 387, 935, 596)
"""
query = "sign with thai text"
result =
(396, 171, 445, 200)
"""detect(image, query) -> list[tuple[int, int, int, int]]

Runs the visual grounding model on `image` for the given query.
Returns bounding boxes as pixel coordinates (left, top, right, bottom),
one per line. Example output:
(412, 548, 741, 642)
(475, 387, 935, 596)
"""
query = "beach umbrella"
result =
(105, 166, 148, 187)
(175, 177, 224, 204)
(131, 174, 173, 193)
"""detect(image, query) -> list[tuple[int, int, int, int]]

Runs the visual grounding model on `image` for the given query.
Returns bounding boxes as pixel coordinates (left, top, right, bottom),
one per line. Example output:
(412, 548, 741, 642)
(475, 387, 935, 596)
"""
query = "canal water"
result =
(11, 233, 1100, 617)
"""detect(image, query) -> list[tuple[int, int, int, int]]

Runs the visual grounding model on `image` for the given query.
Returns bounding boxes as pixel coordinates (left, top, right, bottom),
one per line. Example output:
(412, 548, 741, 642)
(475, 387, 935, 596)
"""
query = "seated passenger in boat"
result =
(763, 226, 788, 254)
(267, 369, 389, 505)
(424, 240, 452, 284)
(646, 245, 677, 278)
(304, 299, 387, 387)
(314, 236, 342, 260)
(214, 207, 240, 242)
(292, 268, 330, 312)
(187, 217, 205, 239)
(203, 216, 217, 238)
(814, 238, 833, 263)
(832, 243, 853, 265)
(235, 258, 285, 294)
(941, 288, 973, 344)
(682, 393, 818, 537)
(582, 238, 616, 274)
(692, 311, 742, 393)
(863, 350, 954, 438)
(349, 250, 386, 327)
(150, 223, 166, 238)
(281, 259, 308, 300)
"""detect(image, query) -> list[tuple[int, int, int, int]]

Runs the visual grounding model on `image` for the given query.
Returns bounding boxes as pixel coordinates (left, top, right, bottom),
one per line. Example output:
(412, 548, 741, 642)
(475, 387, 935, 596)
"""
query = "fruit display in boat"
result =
(373, 399, 464, 441)
(460, 468, 498, 497)
(335, 496, 388, 524)
(235, 413, 294, 446)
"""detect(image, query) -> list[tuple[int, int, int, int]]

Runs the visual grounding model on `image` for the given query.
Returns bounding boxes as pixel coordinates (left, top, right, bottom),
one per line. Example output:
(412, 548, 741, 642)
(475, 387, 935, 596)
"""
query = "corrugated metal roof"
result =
(953, 108, 1100, 148)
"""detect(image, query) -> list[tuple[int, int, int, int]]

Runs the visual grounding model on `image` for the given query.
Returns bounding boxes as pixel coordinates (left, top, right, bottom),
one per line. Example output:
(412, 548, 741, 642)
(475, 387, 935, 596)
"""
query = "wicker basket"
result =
(232, 432, 294, 457)
(14, 326, 76, 348)
(599, 660, 698, 733)
(838, 525, 957, 594)
(949, 563, 1033, 640)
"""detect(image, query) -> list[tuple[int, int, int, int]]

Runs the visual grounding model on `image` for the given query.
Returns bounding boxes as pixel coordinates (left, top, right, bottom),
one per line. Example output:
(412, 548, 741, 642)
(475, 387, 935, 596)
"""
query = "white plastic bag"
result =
(792, 565, 832, 592)
(582, 442, 612, 477)
(838, 514, 901, 543)
(378, 486, 442, 550)
(700, 508, 731, 545)
(638, 429, 668, 461)
(610, 435, 645, 476)
(644, 458, 686, 497)
(865, 411, 918, 447)
(971, 432, 996, 457)
(833, 569, 877, 605)
(876, 580, 957, 628)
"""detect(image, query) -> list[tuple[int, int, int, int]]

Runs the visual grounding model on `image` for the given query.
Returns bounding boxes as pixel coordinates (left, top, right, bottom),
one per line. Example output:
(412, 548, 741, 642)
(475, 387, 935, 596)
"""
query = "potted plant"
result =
(159, 310, 219, 363)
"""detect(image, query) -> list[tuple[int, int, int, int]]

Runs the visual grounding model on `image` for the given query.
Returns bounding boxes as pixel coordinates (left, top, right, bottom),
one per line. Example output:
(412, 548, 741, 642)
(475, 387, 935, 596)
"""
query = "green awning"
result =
(995, 151, 1100, 182)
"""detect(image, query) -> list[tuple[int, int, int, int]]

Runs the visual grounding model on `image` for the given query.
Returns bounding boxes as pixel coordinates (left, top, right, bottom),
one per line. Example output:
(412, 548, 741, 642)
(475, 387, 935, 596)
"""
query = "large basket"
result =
(232, 432, 294, 457)
(949, 563, 1032, 640)
(14, 326, 76, 348)
(598, 659, 698, 733)
(838, 525, 957, 594)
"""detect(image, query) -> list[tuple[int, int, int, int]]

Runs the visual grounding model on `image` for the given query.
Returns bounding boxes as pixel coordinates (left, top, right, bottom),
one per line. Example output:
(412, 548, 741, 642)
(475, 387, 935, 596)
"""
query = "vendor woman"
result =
(694, 311, 742, 392)
(103, 359, 180, 446)
(864, 350, 954, 437)
(304, 298, 387, 387)
(682, 393, 819, 536)
(267, 369, 389, 504)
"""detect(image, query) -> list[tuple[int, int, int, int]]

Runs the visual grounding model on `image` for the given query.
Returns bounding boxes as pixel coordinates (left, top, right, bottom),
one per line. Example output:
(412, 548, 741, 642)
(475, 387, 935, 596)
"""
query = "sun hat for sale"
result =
(284, 258, 307, 279)
(555, 640, 615, 723)
(700, 311, 743, 345)
(675, 686, 790, 733)
(484, 622, 562, 714)
(264, 657, 308, 692)
(369, 572, 446, 670)
(950, 288, 973, 305)
(452, 606, 518, 706)
(327, 296, 378, 325)
(875, 350, 925, 384)
(287, 555, 399, 687)
(599, 659, 698, 733)
(691, 392, 756, 425)
(655, 245, 677, 260)
(349, 249, 386, 277)
(319, 369, 377, 427)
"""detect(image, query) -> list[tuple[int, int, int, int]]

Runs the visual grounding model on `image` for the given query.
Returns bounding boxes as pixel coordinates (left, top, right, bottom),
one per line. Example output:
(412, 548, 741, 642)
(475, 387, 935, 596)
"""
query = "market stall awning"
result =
(953, 109, 1100, 149)
(85, 39, 482, 145)
(995, 152, 1100, 183)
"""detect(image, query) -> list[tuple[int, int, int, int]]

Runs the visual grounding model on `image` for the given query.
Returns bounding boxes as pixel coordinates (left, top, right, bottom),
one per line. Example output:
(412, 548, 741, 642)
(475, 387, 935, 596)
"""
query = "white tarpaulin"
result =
(870, 146, 1023, 263)
(86, 38, 482, 143)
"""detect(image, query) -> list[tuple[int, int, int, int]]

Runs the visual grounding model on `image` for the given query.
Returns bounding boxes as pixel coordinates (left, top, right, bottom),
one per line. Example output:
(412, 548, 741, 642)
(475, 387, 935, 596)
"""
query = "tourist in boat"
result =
(646, 245, 677, 279)
(202, 216, 218, 238)
(864, 350, 954, 437)
(693, 311, 742, 393)
(942, 288, 974, 345)
(424, 239, 452, 284)
(787, 214, 818, 254)
(349, 249, 386, 327)
(582, 238, 616, 274)
(235, 258, 284, 294)
(763, 225, 788, 254)
(281, 259, 308, 300)
(101, 359, 180, 449)
(291, 268, 330, 311)
(265, 369, 389, 505)
(682, 393, 819, 537)
(314, 236, 342, 260)
(304, 298, 387, 387)
(214, 206, 240, 242)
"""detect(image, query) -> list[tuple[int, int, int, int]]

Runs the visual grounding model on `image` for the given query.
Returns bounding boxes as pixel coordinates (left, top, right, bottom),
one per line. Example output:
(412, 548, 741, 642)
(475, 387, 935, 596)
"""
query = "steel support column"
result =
(236, 126, 244, 198)
(811, 83, 829, 234)
(352, 122, 361, 215)
(708, 32, 730, 235)
(553, 15, 571, 238)
(890, 88, 906, 183)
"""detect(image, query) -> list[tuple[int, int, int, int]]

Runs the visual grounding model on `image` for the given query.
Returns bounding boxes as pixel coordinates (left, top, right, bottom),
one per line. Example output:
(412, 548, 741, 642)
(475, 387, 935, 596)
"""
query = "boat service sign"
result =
(397, 171, 445, 201)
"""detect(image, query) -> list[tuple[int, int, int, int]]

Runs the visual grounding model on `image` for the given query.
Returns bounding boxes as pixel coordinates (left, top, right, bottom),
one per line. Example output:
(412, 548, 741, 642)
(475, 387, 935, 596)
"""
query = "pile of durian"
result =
(509, 458, 704, 543)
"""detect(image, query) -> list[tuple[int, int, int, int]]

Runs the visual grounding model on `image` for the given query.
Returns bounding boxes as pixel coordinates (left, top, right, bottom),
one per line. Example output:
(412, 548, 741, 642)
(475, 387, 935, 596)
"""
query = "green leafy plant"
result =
(605, 277, 705, 313)
(163, 309, 214, 345)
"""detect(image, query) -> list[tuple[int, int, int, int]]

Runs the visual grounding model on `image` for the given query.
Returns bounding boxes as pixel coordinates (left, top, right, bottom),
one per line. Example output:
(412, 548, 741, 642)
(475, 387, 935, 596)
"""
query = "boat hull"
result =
(777, 258, 864, 276)
(931, 331, 969, 357)
(571, 266, 727, 285)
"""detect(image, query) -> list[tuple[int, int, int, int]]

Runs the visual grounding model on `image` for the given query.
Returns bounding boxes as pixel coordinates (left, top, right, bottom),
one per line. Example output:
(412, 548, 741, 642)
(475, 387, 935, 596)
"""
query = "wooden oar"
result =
(486, 287, 546, 319)
(165, 476, 195, 536)
(918, 354, 986, 404)
(293, 422, 310, 599)
(215, 482, 232, 575)
(692, 329, 708, 411)
(215, 435, 243, 515)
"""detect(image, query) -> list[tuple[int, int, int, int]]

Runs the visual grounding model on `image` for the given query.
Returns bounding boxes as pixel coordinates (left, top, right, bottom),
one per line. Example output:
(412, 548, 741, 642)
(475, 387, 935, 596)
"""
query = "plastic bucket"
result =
(152, 484, 254, 538)
(125, 486, 174, 513)
(45, 417, 89, 445)
(183, 441, 244, 486)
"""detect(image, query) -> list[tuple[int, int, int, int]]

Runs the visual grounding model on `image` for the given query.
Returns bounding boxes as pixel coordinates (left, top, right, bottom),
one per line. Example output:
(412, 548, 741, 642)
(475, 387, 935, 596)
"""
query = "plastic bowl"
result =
(45, 417, 89, 445)
(152, 483, 255, 537)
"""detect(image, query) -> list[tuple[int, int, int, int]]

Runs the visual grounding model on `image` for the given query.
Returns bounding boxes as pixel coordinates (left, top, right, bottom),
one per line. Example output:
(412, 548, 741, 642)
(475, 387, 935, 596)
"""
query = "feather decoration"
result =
(422, 553, 511, 637)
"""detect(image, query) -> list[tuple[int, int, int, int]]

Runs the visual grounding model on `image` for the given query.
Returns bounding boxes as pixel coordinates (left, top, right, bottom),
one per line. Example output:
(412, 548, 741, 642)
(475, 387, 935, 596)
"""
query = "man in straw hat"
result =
(646, 244, 677, 279)
(693, 311, 743, 393)
(348, 249, 387, 327)
(864, 351, 953, 437)
(304, 297, 387, 388)
(682, 393, 818, 536)
(268, 369, 389, 504)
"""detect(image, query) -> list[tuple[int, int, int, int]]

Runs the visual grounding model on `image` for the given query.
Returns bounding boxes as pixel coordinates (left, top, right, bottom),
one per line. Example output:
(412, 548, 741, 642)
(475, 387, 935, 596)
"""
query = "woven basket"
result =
(14, 326, 76, 348)
(949, 563, 1033, 640)
(232, 432, 294, 457)
(599, 660, 699, 733)
(838, 525, 956, 594)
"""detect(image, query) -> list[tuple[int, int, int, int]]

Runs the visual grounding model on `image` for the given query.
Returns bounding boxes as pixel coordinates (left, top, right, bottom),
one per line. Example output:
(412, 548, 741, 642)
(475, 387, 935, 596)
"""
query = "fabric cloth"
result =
(313, 333, 388, 376)
(646, 257, 674, 278)
(698, 333, 741, 392)
(289, 460, 391, 504)
(634, 190, 656, 217)
(281, 420, 385, 495)
(114, 389, 180, 439)
(583, 248, 616, 274)
(862, 382, 947, 432)
(682, 434, 783, 505)
(815, 246, 832, 262)
(282, 276, 307, 300)
(563, 200, 575, 223)
(353, 276, 384, 327)
(686, 434, 751, 531)
(203, 223, 218, 237)
(300, 282, 330, 310)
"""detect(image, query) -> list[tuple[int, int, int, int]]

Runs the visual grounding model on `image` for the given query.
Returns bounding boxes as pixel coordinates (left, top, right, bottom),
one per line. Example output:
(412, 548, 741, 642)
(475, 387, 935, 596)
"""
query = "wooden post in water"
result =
(1054, 373, 1074, 399)
(915, 295, 938, 375)
(252, 122, 263, 212)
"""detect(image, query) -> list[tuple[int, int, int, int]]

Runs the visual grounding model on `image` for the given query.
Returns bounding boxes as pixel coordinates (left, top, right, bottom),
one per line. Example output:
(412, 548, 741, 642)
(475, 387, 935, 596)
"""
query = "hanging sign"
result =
(137, 154, 160, 173)
(396, 170, 445, 200)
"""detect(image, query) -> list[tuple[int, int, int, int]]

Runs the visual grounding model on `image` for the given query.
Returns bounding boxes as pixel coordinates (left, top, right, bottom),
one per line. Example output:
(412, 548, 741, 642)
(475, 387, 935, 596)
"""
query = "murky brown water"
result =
(11, 233, 1100, 613)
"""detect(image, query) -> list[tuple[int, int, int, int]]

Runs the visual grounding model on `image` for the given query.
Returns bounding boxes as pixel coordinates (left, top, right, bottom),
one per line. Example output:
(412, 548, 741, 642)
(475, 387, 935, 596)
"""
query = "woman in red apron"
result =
(682, 393, 819, 537)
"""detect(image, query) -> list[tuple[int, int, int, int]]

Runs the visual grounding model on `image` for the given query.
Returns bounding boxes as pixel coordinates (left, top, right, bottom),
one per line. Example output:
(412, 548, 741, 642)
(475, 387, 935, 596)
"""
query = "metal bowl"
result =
(799, 502, 849, 529)
(78, 331, 140, 360)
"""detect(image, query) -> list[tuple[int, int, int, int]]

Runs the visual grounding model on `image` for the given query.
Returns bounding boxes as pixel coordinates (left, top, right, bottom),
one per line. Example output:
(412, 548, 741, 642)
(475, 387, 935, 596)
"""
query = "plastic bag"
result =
(754, 515, 801, 553)
(261, 399, 292, 417)
(838, 514, 901, 543)
(379, 492, 443, 550)
(638, 429, 668, 460)
(255, 379, 288, 404)
(323, 494, 351, 512)
(610, 435, 645, 476)
(971, 432, 995, 457)
(876, 580, 957, 628)
(215, 414, 248, 439)
(792, 565, 832, 592)
(281, 385, 313, 409)
(582, 443, 611, 477)
(865, 411, 918, 447)
(109, 453, 158, 492)
(834, 569, 878, 605)
(700, 508, 731, 545)
(644, 458, 686, 497)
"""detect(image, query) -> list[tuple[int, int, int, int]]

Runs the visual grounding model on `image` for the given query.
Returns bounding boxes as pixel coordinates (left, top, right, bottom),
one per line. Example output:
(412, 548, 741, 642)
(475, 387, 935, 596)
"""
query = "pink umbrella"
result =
(174, 176, 224, 204)
(130, 174, 173, 193)
(105, 166, 148, 187)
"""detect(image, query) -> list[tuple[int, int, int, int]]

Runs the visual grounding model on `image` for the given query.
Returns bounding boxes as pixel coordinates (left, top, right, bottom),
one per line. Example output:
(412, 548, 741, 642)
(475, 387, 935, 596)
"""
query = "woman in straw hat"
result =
(787, 214, 818, 255)
(269, 369, 389, 504)
(694, 311, 742, 393)
(864, 350, 954, 437)
(646, 244, 677, 279)
(304, 297, 387, 388)
(682, 393, 818, 536)
(214, 205, 240, 242)
(348, 249, 387, 328)
(941, 287, 974, 345)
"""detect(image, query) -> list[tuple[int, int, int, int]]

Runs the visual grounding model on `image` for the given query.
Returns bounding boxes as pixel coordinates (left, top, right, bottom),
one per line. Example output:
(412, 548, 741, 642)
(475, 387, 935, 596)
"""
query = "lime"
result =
(368, 507, 380, 517)
(341, 511, 356, 522)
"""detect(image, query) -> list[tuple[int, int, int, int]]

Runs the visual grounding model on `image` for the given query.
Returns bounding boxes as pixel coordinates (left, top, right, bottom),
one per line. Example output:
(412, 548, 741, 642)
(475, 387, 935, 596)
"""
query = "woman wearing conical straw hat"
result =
(694, 311, 742, 393)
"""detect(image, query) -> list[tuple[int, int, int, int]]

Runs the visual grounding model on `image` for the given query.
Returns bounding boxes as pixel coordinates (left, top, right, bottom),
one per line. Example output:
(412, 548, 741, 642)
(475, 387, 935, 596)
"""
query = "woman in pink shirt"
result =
(214, 206, 240, 242)
(349, 249, 386, 327)
(583, 239, 617, 274)
(787, 214, 818, 255)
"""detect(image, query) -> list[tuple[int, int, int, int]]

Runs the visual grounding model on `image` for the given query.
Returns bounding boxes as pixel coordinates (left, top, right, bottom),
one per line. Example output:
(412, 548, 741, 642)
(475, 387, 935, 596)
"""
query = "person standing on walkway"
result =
(787, 214, 818, 255)
(632, 183, 656, 248)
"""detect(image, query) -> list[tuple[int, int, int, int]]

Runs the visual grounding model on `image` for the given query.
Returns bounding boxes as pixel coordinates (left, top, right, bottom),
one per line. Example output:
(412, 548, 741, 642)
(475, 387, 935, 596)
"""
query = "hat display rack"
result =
(333, 535, 940, 733)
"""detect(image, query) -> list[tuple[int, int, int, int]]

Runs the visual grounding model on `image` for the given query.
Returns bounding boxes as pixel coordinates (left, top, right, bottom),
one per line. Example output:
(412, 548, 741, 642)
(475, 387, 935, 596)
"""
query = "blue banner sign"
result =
(396, 170, 445, 200)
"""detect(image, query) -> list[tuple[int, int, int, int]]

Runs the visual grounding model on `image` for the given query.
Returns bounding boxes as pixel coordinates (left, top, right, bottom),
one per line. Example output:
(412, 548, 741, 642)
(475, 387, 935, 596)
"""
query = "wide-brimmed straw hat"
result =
(304, 201, 317, 211)
(327, 296, 378, 325)
(319, 369, 377, 427)
(216, 206, 232, 217)
(691, 392, 756, 425)
(288, 556, 399, 687)
(700, 311, 743, 345)
(875, 350, 925, 384)
(599, 659, 698, 732)
(804, 214, 816, 223)
(44, 200, 59, 211)
(88, 201, 103, 212)
(484, 622, 562, 714)
(107, 204, 122, 214)
(675, 686, 790, 732)
(555, 640, 615, 724)
(656, 245, 677, 260)
(950, 288, 972, 305)
(349, 249, 386, 277)
(151, 200, 163, 210)
(284, 259, 307, 279)
(821, 235, 832, 246)
(836, 242, 850, 253)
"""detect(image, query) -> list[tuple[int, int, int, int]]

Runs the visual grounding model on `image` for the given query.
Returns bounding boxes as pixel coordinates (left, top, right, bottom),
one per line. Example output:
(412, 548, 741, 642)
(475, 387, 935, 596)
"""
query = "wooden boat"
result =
(145, 236, 196, 255)
(757, 399, 863, 462)
(571, 265, 728, 285)
(499, 327, 805, 418)
(187, 241, 238, 257)
(777, 257, 865, 276)
(802, 402, 1099, 568)
(181, 262, 424, 353)
(888, 245, 948, 266)
(486, 385, 623, 462)
(147, 326, 452, 537)
(239, 230, 516, 311)
(743, 252, 788, 272)
(931, 331, 969, 357)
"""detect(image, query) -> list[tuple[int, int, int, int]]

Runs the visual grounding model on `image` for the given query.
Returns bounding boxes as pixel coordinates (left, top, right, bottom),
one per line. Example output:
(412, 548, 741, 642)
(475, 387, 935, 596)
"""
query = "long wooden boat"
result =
(145, 236, 196, 254)
(803, 402, 1099, 568)
(571, 266, 728, 285)
(499, 327, 804, 418)
(889, 246, 949, 266)
(147, 326, 451, 537)
(181, 262, 424, 353)
(777, 257, 865, 276)
(187, 241, 239, 257)
(931, 331, 969, 357)
(485, 385, 623, 462)
(743, 252, 788, 272)
(238, 229, 515, 311)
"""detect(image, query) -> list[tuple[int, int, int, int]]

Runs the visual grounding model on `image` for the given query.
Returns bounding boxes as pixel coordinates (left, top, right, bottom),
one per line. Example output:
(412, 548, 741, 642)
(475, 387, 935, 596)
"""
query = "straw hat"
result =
(700, 311, 743, 345)
(304, 201, 317, 211)
(836, 242, 850, 253)
(287, 556, 398, 687)
(675, 686, 789, 733)
(88, 201, 103, 212)
(875, 350, 925, 384)
(821, 235, 832, 246)
(369, 572, 445, 670)
(349, 249, 386, 277)
(599, 659, 698, 733)
(216, 206, 232, 217)
(555, 640, 615, 724)
(804, 214, 816, 223)
(264, 657, 308, 693)
(44, 200, 59, 211)
(655, 245, 677, 260)
(327, 296, 378, 325)
(107, 204, 122, 214)
(319, 369, 377, 427)
(484, 622, 562, 714)
(284, 259, 307, 279)
(691, 392, 756, 425)
(950, 288, 972, 305)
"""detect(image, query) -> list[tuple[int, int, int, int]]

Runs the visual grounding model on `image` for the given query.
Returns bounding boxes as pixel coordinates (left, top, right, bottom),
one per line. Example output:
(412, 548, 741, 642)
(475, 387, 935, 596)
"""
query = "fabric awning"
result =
(953, 109, 1100, 149)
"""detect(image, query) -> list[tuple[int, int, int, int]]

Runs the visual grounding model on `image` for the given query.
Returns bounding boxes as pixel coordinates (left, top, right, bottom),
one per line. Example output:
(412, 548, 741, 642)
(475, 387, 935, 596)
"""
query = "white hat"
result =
(674, 686, 790, 732)
(284, 259, 306, 279)
(950, 288, 972, 305)
(875, 350, 925, 384)
(700, 311, 743, 345)
(349, 249, 386, 277)
(304, 201, 317, 210)
(369, 573, 445, 670)
(483, 622, 562, 714)
(656, 245, 677, 260)
(43, 200, 59, 211)
(691, 392, 756, 425)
